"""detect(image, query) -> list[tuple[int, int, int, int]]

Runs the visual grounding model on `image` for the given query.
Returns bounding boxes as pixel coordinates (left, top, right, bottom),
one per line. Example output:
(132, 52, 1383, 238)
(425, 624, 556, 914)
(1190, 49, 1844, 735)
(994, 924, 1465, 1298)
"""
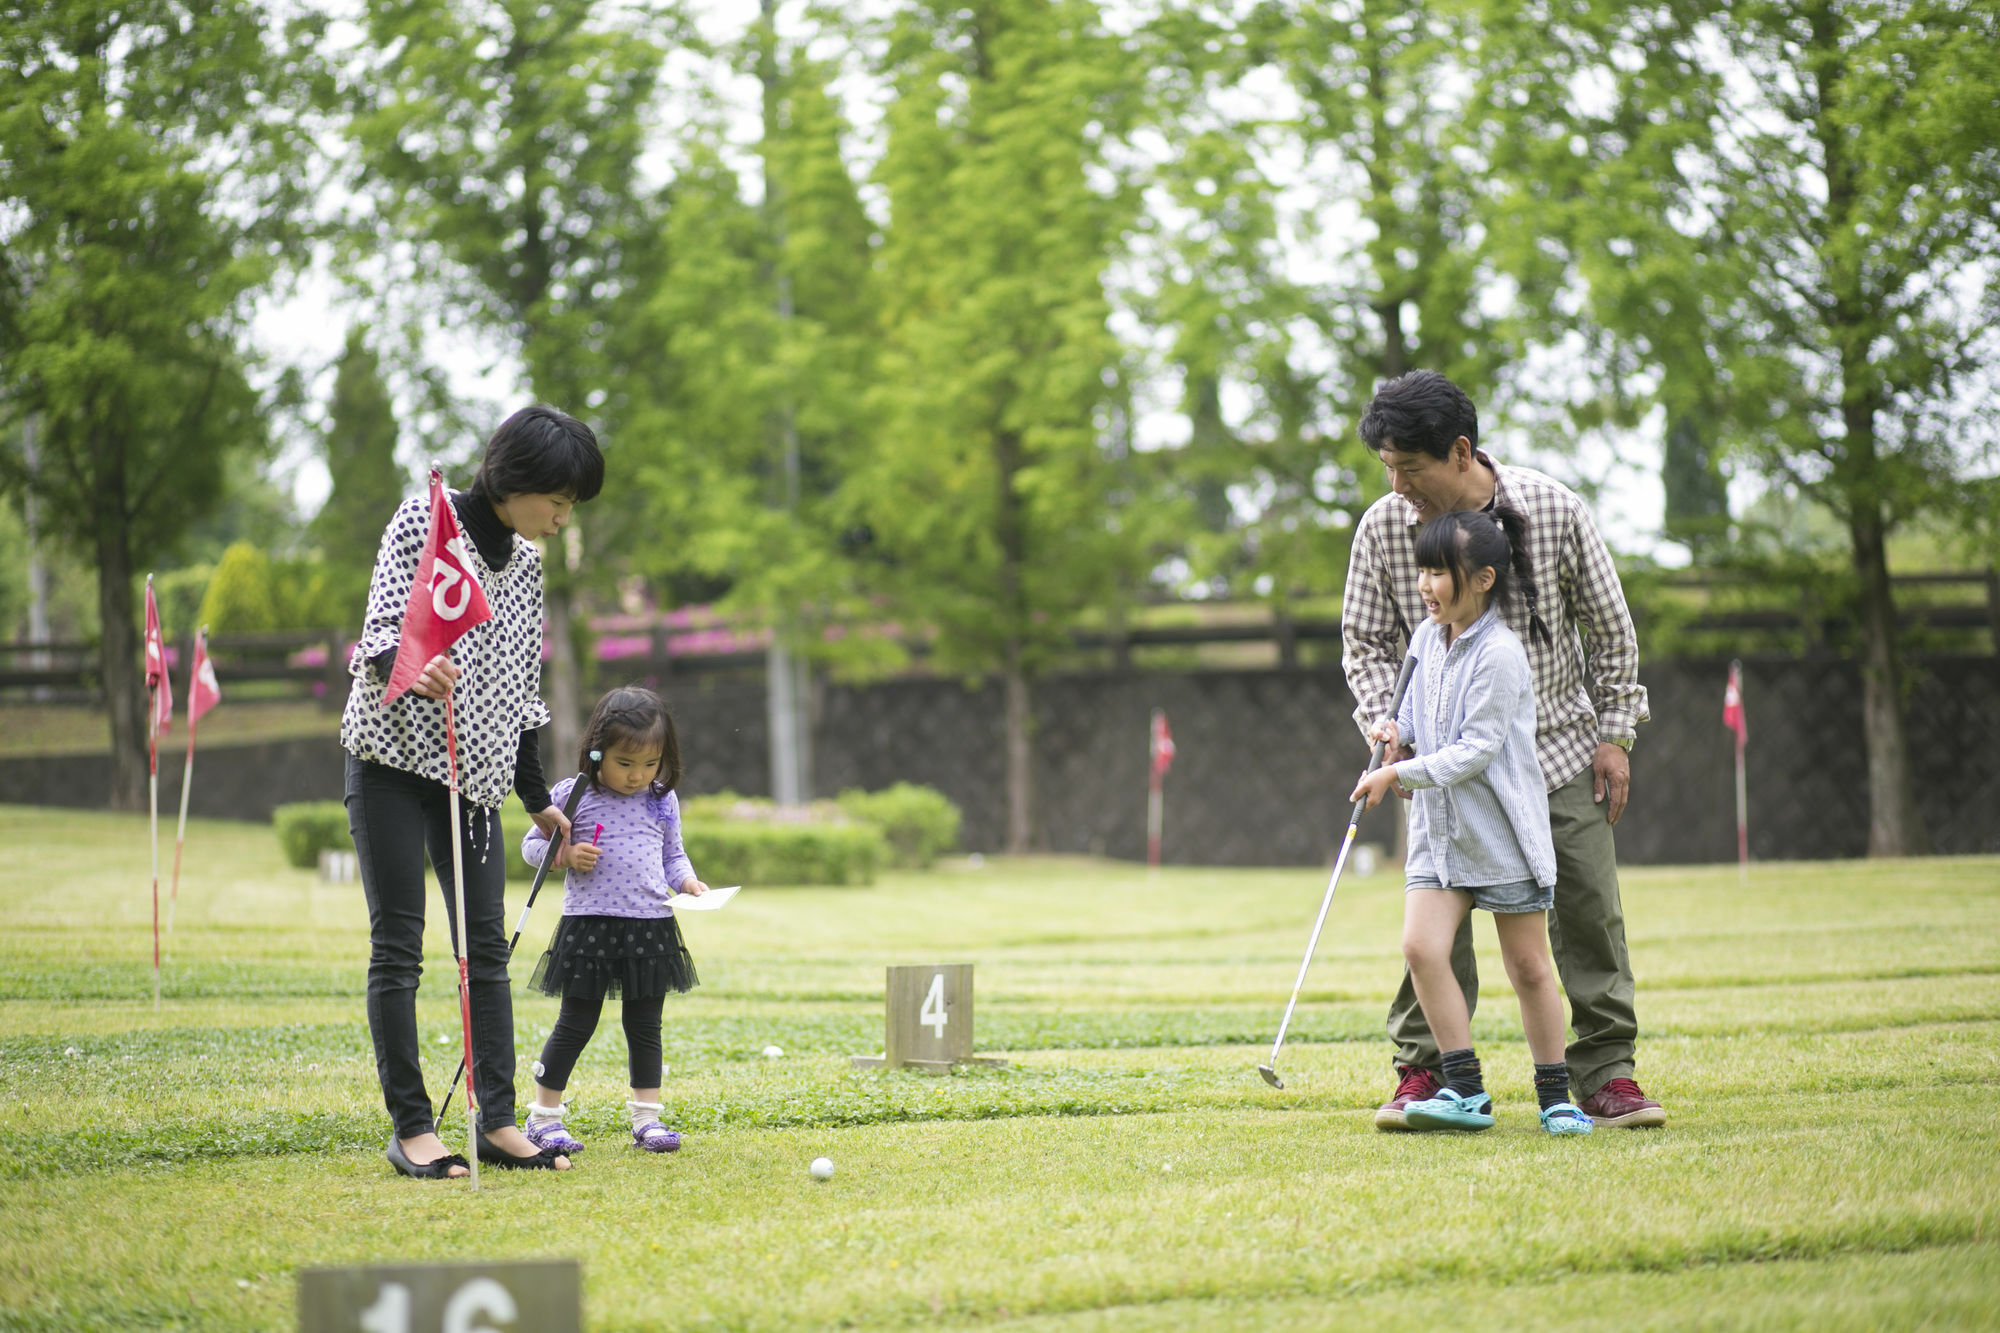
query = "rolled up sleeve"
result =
(1341, 512, 1409, 741)
(1565, 506, 1650, 744)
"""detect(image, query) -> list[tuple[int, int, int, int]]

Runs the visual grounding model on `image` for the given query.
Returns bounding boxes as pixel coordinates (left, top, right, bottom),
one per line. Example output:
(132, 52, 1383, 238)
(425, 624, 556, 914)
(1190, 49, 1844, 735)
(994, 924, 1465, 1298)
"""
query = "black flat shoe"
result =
(386, 1136, 470, 1179)
(476, 1133, 568, 1170)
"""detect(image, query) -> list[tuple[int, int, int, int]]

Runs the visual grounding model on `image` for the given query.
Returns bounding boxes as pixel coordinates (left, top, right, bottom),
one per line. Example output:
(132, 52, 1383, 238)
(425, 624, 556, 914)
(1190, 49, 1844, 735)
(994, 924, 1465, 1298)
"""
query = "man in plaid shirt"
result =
(1341, 371, 1664, 1130)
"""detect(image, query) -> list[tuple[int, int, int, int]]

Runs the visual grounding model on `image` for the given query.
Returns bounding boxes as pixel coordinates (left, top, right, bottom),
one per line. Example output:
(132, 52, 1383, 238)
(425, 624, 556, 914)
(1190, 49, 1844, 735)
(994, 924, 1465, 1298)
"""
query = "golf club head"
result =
(1257, 1064, 1284, 1089)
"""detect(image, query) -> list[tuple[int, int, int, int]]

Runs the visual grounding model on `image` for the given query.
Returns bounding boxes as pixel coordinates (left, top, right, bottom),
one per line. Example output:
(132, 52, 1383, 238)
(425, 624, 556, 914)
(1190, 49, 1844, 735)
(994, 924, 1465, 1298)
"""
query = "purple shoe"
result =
(633, 1119, 681, 1153)
(524, 1117, 585, 1155)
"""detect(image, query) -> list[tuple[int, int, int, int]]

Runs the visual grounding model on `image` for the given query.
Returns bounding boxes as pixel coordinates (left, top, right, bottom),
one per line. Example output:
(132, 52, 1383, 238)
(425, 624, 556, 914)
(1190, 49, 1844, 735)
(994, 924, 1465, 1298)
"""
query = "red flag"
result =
(143, 577, 173, 736)
(381, 470, 493, 705)
(1151, 710, 1176, 776)
(1723, 660, 1747, 748)
(188, 626, 222, 726)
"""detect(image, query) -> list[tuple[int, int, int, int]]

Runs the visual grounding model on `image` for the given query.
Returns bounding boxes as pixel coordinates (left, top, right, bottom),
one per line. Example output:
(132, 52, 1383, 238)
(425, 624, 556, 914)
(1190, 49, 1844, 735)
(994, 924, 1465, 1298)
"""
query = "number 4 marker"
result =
(920, 972, 948, 1038)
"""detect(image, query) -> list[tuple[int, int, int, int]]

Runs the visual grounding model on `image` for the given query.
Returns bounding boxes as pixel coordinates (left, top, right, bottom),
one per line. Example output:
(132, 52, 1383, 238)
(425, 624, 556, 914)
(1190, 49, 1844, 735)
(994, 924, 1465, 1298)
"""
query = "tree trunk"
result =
(1362, 14, 1407, 382)
(1848, 496, 1929, 856)
(995, 427, 1033, 853)
(96, 519, 148, 811)
(1807, 0, 1927, 856)
(1002, 648, 1033, 855)
(542, 547, 584, 775)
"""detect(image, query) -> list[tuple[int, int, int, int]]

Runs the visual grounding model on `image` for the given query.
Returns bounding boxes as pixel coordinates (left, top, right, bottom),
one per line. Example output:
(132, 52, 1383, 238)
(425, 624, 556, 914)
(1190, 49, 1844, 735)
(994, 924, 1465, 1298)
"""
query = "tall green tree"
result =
(0, 0, 316, 807)
(311, 327, 407, 626)
(1130, 11, 1371, 607)
(857, 0, 1143, 851)
(612, 30, 881, 724)
(1478, 0, 2000, 854)
(346, 0, 677, 766)
(1143, 1, 1512, 606)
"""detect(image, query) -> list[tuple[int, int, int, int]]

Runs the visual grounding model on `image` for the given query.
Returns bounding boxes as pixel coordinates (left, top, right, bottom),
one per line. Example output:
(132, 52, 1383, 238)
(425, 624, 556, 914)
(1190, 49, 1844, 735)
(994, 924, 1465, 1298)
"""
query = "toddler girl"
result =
(520, 686, 707, 1154)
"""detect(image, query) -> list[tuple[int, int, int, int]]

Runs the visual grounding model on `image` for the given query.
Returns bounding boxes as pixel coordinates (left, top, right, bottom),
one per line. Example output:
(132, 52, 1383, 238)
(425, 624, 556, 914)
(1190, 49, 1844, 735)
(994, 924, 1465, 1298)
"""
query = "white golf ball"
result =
(763, 1045, 785, 1059)
(809, 1156, 834, 1181)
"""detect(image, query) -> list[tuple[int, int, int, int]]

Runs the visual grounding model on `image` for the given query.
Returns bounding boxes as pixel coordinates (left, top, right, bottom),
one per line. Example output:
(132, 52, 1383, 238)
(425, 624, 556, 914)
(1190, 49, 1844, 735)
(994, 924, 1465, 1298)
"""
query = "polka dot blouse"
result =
(339, 495, 553, 809)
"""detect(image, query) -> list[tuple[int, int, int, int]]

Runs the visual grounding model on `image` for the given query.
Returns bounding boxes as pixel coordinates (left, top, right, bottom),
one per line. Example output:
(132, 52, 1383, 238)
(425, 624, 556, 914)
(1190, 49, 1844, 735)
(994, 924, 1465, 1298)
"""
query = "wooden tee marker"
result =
(852, 963, 1007, 1072)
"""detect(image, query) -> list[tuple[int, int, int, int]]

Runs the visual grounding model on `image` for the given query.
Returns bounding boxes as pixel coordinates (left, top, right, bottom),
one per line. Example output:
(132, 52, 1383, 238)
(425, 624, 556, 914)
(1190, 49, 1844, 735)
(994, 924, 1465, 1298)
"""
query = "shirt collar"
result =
(1453, 603, 1504, 647)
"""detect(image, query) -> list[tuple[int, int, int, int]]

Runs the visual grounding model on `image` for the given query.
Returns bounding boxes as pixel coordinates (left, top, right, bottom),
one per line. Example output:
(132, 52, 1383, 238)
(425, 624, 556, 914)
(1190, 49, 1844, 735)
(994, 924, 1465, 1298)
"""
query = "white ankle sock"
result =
(526, 1100, 565, 1125)
(628, 1099, 664, 1128)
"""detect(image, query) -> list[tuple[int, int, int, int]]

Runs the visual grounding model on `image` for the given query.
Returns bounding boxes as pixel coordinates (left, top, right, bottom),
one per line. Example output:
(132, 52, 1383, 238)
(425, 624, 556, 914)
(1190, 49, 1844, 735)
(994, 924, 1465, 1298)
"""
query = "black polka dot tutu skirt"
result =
(528, 913, 699, 1000)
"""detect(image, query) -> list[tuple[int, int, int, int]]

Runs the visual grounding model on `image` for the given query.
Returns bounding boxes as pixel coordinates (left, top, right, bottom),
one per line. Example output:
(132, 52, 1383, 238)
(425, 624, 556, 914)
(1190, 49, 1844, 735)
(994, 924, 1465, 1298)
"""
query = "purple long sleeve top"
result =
(521, 778, 696, 920)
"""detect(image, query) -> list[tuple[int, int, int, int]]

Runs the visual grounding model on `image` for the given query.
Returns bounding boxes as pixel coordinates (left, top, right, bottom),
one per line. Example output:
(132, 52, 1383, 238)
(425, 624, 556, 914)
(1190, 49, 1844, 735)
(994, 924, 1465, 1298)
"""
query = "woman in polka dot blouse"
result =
(341, 405, 602, 1179)
(519, 686, 709, 1156)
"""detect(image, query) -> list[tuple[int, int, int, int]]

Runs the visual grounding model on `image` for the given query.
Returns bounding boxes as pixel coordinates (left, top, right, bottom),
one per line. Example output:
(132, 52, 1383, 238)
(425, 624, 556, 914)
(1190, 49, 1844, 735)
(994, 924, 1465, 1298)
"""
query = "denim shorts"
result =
(1405, 874, 1553, 914)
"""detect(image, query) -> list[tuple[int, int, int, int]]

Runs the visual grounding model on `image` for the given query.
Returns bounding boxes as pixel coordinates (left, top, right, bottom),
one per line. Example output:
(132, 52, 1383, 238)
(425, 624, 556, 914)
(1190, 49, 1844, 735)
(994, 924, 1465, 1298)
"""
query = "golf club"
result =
(437, 752, 597, 1123)
(1258, 654, 1418, 1089)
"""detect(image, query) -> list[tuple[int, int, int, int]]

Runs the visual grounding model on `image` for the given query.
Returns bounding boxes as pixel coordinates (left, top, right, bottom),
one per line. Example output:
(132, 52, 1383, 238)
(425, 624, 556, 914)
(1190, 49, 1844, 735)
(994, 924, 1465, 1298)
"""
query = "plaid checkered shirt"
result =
(1340, 453, 1650, 792)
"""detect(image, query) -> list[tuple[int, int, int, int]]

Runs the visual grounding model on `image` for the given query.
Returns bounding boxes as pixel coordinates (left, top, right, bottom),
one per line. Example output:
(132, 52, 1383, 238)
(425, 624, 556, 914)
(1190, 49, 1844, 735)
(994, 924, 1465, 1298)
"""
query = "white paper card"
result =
(670, 884, 740, 912)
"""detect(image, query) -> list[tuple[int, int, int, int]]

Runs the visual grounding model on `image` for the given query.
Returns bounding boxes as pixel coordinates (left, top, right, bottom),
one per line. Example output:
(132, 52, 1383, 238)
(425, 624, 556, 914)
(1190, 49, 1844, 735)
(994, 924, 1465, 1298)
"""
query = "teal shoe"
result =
(1403, 1087, 1495, 1131)
(1540, 1102, 1594, 1136)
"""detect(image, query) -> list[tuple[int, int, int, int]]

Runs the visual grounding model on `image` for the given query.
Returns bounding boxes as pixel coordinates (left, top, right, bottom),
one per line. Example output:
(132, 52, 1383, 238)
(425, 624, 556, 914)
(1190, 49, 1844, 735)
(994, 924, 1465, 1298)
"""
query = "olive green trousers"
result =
(1384, 767, 1639, 1100)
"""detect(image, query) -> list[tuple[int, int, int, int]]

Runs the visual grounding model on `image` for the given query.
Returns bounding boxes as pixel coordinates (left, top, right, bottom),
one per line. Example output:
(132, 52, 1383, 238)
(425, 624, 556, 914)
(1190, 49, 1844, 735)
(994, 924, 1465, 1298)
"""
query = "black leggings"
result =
(534, 992, 667, 1092)
(345, 753, 520, 1137)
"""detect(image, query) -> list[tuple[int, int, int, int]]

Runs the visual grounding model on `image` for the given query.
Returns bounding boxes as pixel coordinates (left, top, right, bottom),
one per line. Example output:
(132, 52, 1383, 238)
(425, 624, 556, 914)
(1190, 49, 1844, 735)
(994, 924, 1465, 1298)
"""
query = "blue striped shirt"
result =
(1393, 607, 1557, 890)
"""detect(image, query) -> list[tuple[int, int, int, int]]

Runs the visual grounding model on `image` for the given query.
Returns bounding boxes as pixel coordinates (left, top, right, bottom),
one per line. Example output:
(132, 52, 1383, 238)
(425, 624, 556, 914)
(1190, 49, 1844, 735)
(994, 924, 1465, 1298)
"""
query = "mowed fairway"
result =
(1, 805, 1996, 1331)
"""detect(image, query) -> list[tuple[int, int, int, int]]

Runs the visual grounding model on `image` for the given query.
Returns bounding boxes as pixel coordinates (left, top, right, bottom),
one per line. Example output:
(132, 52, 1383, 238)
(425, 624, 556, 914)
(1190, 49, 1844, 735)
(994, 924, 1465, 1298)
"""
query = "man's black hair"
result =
(469, 405, 605, 503)
(1358, 370, 1479, 461)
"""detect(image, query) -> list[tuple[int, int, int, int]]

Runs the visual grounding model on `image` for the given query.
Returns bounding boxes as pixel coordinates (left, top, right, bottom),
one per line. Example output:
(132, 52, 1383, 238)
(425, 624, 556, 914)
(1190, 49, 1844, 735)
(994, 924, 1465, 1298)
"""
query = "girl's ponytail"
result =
(1493, 505, 1552, 646)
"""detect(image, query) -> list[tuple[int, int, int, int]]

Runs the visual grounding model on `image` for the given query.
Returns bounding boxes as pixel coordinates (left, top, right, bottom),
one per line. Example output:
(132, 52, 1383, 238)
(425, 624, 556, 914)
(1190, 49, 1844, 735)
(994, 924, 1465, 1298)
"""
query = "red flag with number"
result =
(381, 470, 492, 705)
(1723, 661, 1747, 748)
(143, 577, 172, 735)
(1151, 710, 1176, 776)
(188, 626, 222, 726)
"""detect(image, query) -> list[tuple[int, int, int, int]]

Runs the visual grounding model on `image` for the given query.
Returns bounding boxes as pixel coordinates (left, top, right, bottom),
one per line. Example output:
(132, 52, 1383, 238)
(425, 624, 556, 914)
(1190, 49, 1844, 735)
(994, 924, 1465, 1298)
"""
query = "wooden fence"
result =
(4, 570, 1991, 705)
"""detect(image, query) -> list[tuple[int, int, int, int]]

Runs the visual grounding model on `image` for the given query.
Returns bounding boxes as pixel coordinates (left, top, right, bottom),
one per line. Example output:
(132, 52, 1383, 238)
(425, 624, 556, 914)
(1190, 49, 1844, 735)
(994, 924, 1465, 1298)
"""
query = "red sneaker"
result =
(1578, 1077, 1666, 1128)
(1374, 1064, 1442, 1131)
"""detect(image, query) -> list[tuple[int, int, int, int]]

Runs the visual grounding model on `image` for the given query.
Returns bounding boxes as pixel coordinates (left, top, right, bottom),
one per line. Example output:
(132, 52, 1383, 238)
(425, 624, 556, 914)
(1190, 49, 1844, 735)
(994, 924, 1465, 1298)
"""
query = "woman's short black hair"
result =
(1358, 370, 1479, 460)
(470, 405, 604, 503)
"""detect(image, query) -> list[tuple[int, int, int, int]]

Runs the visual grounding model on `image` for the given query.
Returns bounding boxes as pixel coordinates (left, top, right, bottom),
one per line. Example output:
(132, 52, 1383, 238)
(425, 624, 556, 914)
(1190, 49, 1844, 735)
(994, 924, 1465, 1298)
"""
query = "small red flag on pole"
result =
(1724, 660, 1748, 881)
(1147, 710, 1175, 869)
(143, 576, 170, 1010)
(166, 626, 223, 944)
(387, 469, 493, 1184)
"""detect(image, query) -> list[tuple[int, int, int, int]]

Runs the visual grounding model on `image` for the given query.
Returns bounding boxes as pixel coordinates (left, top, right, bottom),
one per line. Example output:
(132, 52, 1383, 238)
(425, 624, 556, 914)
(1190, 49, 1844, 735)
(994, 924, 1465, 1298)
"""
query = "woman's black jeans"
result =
(345, 753, 520, 1138)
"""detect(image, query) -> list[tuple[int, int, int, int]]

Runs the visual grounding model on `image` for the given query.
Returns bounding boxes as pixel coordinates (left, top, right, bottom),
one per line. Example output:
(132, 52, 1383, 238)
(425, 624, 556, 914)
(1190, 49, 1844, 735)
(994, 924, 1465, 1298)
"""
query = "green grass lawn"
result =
(0, 805, 1995, 1331)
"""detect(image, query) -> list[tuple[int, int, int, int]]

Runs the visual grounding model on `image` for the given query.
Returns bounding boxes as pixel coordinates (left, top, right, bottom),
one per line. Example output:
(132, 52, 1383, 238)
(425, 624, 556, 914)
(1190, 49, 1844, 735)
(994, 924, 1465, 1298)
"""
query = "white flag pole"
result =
(167, 700, 196, 947)
(443, 691, 479, 1189)
(1147, 709, 1167, 871)
(1734, 736, 1748, 885)
(149, 680, 161, 1012)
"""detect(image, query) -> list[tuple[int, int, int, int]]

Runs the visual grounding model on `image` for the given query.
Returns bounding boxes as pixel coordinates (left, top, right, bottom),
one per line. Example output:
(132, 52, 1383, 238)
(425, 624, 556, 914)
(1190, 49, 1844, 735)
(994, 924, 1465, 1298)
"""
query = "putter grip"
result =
(516, 772, 592, 930)
(545, 774, 591, 864)
(1350, 653, 1420, 815)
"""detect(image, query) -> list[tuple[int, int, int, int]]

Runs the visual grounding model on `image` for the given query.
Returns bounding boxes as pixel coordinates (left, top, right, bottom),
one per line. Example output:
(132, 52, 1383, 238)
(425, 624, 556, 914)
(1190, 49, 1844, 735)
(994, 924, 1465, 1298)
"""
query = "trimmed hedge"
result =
(500, 792, 895, 887)
(499, 782, 960, 888)
(682, 821, 884, 888)
(835, 783, 961, 869)
(272, 801, 352, 869)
